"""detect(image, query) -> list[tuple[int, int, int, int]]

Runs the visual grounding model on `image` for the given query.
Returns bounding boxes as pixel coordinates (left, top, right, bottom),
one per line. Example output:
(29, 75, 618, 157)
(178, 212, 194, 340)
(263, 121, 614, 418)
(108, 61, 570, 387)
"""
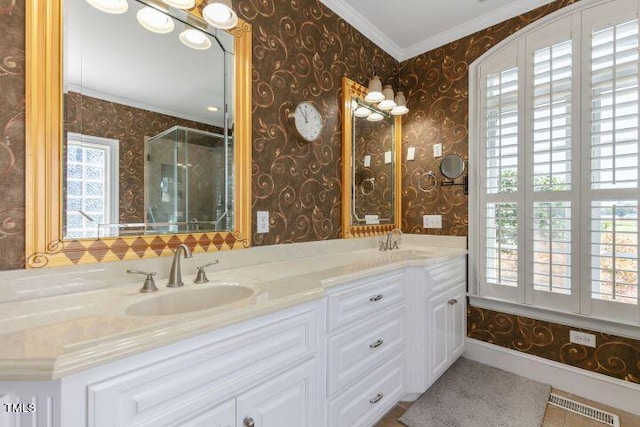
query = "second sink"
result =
(126, 284, 256, 316)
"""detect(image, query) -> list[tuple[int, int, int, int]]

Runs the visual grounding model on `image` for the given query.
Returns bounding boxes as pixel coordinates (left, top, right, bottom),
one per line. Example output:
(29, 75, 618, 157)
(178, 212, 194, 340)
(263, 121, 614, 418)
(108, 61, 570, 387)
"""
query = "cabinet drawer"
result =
(426, 257, 466, 294)
(328, 353, 404, 427)
(88, 309, 318, 427)
(327, 306, 404, 395)
(327, 271, 404, 332)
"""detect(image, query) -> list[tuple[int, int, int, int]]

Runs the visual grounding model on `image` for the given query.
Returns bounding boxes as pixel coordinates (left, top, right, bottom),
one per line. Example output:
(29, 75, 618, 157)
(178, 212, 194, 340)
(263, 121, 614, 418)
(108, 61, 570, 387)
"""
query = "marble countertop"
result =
(0, 242, 466, 381)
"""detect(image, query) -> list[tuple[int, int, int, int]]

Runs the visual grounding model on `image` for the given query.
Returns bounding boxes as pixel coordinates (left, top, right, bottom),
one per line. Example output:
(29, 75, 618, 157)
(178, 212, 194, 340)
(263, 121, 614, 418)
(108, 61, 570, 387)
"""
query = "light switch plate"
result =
(407, 147, 416, 161)
(423, 215, 442, 229)
(364, 155, 371, 167)
(384, 151, 392, 164)
(569, 330, 596, 347)
(257, 211, 269, 233)
(433, 143, 443, 158)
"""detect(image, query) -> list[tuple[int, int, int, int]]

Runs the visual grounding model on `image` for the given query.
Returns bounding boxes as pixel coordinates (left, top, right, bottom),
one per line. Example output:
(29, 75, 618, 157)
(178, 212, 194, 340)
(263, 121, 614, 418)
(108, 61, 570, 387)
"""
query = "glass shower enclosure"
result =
(145, 125, 233, 234)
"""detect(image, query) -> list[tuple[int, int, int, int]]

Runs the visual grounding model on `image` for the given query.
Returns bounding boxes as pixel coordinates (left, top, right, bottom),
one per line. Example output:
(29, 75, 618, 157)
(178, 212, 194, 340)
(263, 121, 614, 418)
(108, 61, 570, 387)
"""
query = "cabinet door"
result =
(428, 294, 449, 381)
(448, 286, 466, 361)
(178, 399, 235, 427)
(236, 359, 318, 427)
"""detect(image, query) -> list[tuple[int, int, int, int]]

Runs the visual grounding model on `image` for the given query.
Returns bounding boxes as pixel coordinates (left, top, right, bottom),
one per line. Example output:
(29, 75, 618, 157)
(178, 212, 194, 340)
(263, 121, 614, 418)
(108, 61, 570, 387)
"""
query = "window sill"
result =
(467, 295, 640, 340)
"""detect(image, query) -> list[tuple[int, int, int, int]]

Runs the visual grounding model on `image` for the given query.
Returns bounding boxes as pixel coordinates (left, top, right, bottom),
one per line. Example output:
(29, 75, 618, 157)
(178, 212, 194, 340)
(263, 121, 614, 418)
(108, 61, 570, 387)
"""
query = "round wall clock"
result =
(290, 101, 323, 142)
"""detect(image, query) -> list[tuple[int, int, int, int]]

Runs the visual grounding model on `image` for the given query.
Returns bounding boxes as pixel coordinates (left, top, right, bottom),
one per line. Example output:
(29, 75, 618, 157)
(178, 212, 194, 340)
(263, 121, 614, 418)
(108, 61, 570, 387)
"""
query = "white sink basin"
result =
(126, 285, 255, 316)
(383, 249, 438, 257)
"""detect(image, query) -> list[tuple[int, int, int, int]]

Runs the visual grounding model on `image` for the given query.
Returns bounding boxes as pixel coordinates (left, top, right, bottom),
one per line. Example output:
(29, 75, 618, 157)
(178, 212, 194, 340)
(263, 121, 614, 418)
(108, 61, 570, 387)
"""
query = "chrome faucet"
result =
(380, 228, 403, 251)
(167, 244, 193, 287)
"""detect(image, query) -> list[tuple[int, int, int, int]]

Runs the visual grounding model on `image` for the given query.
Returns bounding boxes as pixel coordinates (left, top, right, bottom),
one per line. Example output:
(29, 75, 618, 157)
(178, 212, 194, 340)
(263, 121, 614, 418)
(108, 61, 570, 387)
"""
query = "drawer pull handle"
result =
(448, 298, 458, 305)
(244, 417, 255, 427)
(370, 294, 384, 302)
(369, 392, 384, 404)
(369, 339, 384, 349)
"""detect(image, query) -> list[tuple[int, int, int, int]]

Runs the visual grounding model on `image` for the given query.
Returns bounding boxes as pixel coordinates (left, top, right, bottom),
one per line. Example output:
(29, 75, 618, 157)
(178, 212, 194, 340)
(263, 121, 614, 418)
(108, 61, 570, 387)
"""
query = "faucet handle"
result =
(194, 260, 219, 284)
(127, 270, 158, 293)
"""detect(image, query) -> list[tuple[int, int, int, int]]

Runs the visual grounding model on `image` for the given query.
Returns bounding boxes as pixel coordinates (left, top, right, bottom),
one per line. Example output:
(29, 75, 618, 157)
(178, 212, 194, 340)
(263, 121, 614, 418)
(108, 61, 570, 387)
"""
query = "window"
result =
(65, 133, 119, 239)
(471, 0, 640, 325)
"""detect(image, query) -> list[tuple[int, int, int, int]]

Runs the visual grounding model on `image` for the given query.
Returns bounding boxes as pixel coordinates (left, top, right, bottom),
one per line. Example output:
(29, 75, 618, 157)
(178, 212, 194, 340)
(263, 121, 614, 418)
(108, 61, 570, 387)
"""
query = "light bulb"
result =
(202, 1, 238, 29)
(163, 0, 195, 9)
(137, 6, 175, 34)
(86, 0, 128, 14)
(179, 28, 212, 50)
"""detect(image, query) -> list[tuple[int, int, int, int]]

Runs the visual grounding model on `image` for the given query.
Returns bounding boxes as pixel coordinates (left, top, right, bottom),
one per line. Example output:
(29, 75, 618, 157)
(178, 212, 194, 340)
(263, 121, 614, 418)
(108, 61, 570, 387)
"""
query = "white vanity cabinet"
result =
(325, 271, 406, 427)
(405, 256, 467, 398)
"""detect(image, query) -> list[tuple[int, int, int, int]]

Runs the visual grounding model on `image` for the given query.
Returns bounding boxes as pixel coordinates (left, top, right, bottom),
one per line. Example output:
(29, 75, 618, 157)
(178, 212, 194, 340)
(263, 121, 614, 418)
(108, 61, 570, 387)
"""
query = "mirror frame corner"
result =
(341, 76, 402, 239)
(24, 0, 252, 268)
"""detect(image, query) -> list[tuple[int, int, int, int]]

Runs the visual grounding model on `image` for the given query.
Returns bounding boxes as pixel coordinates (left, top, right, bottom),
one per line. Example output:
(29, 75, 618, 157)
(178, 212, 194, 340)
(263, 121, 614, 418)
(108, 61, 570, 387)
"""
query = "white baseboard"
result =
(464, 338, 640, 416)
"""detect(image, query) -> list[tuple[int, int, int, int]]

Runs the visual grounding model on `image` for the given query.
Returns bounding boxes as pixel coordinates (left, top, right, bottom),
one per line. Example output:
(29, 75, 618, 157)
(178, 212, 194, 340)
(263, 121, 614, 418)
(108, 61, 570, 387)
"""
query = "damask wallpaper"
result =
(468, 307, 640, 384)
(399, 0, 580, 236)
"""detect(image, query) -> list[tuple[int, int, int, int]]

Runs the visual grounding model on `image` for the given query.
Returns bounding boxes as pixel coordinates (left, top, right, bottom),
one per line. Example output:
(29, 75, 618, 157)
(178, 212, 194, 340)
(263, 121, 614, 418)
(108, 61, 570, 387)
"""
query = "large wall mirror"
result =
(25, 0, 252, 268)
(341, 77, 401, 238)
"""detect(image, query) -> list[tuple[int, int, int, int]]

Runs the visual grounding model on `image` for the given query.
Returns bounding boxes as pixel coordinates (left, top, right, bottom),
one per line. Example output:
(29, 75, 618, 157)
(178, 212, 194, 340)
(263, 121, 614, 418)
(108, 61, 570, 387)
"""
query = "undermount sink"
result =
(126, 284, 256, 316)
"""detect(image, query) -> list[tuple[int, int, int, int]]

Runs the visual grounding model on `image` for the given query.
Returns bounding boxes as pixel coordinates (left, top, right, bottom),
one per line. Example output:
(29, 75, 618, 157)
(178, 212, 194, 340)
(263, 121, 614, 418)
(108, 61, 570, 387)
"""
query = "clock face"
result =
(293, 101, 323, 142)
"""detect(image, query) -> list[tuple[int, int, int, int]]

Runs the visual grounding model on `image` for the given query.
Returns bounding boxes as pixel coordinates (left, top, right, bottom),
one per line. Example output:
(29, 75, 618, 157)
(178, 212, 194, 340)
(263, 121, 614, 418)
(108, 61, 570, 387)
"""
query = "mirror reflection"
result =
(440, 154, 466, 179)
(350, 99, 395, 226)
(62, 0, 235, 239)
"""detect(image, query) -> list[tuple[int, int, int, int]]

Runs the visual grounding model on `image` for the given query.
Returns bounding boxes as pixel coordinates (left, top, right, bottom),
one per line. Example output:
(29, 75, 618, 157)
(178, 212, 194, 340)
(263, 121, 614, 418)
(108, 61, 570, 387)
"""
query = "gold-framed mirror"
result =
(341, 77, 401, 238)
(25, 0, 252, 268)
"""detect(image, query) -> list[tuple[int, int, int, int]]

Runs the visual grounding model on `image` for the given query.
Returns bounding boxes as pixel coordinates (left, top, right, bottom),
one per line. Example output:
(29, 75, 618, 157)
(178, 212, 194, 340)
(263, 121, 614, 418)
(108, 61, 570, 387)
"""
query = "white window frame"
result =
(469, 0, 640, 336)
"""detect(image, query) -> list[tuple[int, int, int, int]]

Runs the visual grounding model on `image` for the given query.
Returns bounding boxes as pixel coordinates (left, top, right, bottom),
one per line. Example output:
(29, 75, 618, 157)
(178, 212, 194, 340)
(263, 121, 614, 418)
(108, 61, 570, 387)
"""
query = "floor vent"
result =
(548, 393, 620, 427)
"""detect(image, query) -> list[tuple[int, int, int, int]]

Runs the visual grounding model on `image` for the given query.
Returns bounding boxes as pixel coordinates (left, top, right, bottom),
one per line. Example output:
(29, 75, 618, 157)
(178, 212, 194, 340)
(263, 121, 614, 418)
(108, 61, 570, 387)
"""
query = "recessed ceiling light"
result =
(162, 0, 195, 9)
(86, 0, 128, 14)
(202, 0, 238, 29)
(137, 6, 175, 34)
(207, 106, 219, 112)
(179, 28, 212, 50)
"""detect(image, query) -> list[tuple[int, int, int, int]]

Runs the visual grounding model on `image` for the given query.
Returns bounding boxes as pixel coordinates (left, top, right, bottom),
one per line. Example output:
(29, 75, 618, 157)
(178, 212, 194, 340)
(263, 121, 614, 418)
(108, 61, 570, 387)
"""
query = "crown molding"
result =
(319, 0, 403, 61)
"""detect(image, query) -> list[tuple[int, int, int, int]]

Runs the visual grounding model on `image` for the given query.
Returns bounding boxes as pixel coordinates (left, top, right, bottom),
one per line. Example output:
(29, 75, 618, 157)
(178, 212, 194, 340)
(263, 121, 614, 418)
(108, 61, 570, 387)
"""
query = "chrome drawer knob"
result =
(448, 298, 458, 305)
(369, 392, 384, 404)
(369, 339, 384, 349)
(244, 417, 255, 427)
(370, 294, 384, 302)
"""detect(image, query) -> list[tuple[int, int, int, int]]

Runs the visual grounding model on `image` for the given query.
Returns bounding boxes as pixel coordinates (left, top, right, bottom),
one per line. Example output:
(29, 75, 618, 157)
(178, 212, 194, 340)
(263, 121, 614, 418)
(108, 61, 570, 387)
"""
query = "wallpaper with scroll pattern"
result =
(0, 0, 25, 271)
(236, 0, 398, 245)
(64, 92, 223, 225)
(399, 0, 580, 236)
(468, 306, 640, 384)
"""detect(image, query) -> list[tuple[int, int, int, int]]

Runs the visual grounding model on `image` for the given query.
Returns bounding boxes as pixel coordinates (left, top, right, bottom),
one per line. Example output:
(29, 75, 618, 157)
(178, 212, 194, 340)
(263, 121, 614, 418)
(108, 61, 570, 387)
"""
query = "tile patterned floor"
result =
(375, 388, 640, 427)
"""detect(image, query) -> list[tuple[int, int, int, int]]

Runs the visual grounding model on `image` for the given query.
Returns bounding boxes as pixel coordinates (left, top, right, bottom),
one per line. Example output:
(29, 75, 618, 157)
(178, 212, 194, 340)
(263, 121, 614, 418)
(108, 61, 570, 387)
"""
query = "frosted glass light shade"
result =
(367, 112, 384, 122)
(354, 106, 372, 118)
(378, 85, 396, 111)
(202, 0, 238, 29)
(163, 0, 195, 8)
(86, 0, 128, 14)
(391, 91, 409, 115)
(137, 6, 175, 34)
(365, 76, 384, 103)
(179, 28, 212, 50)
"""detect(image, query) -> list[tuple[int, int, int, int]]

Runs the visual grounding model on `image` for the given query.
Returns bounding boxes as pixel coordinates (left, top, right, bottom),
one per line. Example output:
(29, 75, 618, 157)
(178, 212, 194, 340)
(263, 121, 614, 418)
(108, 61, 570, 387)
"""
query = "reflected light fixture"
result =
(364, 75, 384, 103)
(378, 85, 397, 111)
(86, 0, 128, 14)
(179, 27, 212, 50)
(202, 0, 238, 29)
(137, 6, 175, 33)
(354, 106, 372, 118)
(391, 91, 409, 116)
(367, 112, 384, 122)
(162, 0, 195, 9)
(207, 106, 220, 112)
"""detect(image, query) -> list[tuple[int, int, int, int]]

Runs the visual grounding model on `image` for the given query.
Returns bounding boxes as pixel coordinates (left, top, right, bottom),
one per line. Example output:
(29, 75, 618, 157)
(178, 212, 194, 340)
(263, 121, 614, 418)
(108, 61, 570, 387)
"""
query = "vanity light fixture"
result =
(162, 0, 195, 9)
(202, 0, 238, 29)
(179, 27, 212, 50)
(137, 6, 175, 34)
(367, 112, 384, 122)
(354, 106, 372, 118)
(378, 85, 397, 111)
(391, 91, 409, 116)
(364, 75, 385, 103)
(86, 0, 128, 14)
(207, 106, 220, 112)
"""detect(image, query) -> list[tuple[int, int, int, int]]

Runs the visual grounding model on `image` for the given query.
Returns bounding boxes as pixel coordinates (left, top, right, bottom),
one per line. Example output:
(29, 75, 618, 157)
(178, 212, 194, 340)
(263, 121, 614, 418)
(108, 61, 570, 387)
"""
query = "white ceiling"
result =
(319, 0, 558, 61)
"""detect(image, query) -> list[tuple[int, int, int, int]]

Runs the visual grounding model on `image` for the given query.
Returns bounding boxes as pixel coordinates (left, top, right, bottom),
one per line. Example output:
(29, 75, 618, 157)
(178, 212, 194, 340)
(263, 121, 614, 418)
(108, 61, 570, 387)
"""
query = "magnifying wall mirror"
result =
(439, 153, 468, 195)
(25, 0, 252, 268)
(341, 77, 401, 238)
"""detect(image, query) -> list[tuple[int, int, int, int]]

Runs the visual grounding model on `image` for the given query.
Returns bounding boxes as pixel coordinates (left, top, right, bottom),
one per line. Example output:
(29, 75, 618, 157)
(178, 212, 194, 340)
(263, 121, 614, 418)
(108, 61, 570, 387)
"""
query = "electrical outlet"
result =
(423, 215, 442, 229)
(569, 330, 596, 348)
(257, 211, 269, 234)
(433, 143, 443, 158)
(407, 147, 416, 161)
